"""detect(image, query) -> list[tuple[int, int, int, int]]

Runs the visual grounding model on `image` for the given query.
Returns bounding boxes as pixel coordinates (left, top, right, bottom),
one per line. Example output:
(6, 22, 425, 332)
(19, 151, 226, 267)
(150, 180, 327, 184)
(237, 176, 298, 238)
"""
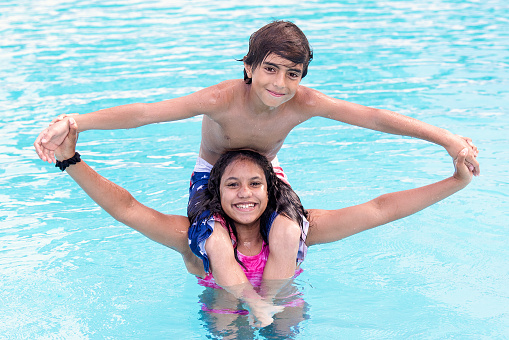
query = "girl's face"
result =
(220, 159, 268, 228)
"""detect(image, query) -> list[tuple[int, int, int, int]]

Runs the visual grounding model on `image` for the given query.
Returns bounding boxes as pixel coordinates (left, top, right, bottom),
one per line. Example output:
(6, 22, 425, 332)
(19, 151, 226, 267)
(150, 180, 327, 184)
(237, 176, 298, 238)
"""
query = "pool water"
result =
(1, 0, 508, 338)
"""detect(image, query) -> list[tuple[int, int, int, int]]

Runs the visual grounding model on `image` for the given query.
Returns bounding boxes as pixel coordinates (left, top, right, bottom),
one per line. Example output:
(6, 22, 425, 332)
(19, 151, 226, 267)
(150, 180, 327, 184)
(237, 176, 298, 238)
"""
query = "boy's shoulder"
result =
(192, 79, 245, 110)
(210, 79, 245, 91)
(293, 85, 328, 108)
(203, 79, 246, 99)
(289, 85, 346, 118)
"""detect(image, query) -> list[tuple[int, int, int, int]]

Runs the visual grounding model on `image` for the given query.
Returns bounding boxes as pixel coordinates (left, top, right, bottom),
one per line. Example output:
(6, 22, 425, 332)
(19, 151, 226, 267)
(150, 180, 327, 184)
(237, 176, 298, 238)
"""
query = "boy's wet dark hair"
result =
(242, 21, 313, 84)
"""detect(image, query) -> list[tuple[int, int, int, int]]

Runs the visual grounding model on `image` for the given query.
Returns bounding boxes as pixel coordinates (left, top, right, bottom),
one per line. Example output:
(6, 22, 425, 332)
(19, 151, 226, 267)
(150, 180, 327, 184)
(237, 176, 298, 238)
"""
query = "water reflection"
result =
(198, 280, 309, 339)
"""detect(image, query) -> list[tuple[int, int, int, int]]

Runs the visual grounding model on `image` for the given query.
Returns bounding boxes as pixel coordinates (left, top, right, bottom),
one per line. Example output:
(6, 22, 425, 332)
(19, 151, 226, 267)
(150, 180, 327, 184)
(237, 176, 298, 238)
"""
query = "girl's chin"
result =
(230, 215, 263, 226)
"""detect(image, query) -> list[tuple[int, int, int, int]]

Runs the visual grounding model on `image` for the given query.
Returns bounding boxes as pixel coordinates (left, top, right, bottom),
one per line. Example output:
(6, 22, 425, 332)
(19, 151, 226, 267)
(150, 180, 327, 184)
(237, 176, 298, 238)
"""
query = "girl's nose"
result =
(238, 185, 252, 198)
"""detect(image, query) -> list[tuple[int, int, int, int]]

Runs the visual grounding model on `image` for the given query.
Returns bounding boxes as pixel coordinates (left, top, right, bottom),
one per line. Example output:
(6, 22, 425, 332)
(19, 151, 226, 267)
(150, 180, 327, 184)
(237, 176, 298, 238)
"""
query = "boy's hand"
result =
(54, 118, 79, 162)
(453, 148, 474, 184)
(34, 114, 77, 163)
(446, 135, 479, 176)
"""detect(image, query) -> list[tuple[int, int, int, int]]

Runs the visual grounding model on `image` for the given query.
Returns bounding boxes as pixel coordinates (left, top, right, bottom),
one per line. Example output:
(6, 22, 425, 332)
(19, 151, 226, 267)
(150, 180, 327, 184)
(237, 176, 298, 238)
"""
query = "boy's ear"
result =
(244, 62, 253, 78)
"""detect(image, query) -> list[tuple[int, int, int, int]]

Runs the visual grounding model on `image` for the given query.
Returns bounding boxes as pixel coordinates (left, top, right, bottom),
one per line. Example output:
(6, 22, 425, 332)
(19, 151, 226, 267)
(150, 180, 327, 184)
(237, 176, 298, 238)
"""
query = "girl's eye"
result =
(251, 182, 262, 187)
(227, 183, 238, 188)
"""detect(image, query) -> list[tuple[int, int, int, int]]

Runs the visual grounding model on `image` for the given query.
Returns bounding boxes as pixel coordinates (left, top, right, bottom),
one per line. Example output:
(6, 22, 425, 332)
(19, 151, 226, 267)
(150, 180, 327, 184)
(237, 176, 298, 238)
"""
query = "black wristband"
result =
(55, 152, 81, 171)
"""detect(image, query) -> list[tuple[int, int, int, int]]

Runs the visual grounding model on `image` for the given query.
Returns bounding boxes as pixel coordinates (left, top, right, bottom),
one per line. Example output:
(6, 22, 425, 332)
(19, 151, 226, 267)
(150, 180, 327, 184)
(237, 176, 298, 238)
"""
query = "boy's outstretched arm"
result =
(305, 147, 473, 246)
(34, 86, 220, 163)
(306, 89, 480, 175)
(366, 108, 479, 175)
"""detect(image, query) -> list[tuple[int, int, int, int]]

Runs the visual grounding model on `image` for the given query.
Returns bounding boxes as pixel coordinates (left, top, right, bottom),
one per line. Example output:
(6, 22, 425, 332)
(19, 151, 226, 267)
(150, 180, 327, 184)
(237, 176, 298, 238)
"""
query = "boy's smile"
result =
(245, 53, 303, 110)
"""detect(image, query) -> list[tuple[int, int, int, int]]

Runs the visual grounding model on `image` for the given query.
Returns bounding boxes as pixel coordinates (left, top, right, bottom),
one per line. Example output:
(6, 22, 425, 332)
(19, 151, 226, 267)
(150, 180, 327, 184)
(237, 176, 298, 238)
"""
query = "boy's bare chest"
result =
(227, 111, 298, 140)
(201, 112, 298, 158)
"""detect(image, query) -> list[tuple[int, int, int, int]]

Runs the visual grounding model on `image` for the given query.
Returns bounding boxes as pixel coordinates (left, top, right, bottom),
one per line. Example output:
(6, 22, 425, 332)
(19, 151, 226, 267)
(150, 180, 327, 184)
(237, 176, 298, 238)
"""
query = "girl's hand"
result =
(247, 299, 284, 328)
(34, 114, 78, 163)
(446, 135, 480, 176)
(54, 118, 79, 161)
(453, 147, 474, 184)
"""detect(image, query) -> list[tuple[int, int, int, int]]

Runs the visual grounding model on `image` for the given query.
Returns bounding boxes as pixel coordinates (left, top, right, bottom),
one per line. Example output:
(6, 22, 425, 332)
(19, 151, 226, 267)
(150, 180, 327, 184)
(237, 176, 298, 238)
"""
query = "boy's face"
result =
(244, 53, 303, 109)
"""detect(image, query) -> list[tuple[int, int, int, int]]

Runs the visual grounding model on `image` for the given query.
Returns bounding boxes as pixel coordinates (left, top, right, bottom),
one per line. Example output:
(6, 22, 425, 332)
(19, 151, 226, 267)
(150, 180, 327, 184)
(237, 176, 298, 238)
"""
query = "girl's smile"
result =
(220, 159, 268, 228)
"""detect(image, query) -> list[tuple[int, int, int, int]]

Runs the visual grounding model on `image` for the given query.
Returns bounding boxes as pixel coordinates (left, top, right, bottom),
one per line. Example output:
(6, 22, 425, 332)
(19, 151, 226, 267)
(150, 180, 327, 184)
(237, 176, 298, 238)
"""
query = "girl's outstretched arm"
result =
(306, 148, 473, 246)
(52, 119, 197, 264)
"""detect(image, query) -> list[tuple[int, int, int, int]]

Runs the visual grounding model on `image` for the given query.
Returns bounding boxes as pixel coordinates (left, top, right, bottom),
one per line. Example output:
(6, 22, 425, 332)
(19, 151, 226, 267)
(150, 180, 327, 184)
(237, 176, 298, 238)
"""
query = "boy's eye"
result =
(289, 72, 300, 79)
(265, 66, 275, 72)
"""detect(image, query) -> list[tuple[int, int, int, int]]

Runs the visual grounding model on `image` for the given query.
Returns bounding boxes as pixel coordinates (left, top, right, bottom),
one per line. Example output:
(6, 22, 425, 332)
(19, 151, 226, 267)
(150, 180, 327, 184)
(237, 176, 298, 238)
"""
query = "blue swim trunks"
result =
(187, 157, 308, 273)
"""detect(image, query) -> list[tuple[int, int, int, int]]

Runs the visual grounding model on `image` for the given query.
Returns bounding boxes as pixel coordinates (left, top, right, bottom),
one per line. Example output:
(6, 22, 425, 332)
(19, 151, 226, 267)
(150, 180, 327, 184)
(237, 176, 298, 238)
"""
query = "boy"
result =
(34, 21, 479, 290)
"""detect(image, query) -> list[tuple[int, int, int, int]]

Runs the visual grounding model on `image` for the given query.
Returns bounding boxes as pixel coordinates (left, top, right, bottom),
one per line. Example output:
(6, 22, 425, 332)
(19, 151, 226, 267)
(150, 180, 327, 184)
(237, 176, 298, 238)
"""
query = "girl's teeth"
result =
(236, 203, 254, 209)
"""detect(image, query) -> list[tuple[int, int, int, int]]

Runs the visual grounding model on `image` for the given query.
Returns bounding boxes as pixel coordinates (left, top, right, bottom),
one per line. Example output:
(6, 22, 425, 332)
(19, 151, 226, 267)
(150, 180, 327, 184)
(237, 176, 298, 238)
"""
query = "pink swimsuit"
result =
(197, 240, 304, 289)
(197, 216, 304, 315)
(197, 240, 270, 289)
(198, 243, 304, 315)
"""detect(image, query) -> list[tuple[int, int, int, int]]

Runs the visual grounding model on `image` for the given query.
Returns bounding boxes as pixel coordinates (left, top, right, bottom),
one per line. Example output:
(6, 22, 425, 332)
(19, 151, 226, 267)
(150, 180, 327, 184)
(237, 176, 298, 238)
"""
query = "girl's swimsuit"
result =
(197, 214, 304, 289)
(197, 215, 305, 315)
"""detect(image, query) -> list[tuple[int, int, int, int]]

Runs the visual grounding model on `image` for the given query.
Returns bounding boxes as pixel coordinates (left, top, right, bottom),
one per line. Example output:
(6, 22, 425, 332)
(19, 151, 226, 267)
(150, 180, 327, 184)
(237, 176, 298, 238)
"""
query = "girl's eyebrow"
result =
(224, 175, 263, 181)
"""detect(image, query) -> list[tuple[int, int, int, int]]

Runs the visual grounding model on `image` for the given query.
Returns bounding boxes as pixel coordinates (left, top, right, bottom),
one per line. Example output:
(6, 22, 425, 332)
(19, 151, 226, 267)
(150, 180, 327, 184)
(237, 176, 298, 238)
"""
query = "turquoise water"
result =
(1, 0, 508, 338)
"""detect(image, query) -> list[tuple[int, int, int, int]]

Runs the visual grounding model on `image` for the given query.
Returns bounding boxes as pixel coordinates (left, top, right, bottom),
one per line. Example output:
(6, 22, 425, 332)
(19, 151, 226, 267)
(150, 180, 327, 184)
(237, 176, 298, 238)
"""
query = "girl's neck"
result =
(234, 221, 264, 256)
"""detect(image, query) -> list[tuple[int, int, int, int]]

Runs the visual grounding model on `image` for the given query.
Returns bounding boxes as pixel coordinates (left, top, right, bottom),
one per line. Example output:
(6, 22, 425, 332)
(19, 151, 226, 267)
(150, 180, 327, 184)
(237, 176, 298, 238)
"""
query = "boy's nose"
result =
(273, 73, 285, 88)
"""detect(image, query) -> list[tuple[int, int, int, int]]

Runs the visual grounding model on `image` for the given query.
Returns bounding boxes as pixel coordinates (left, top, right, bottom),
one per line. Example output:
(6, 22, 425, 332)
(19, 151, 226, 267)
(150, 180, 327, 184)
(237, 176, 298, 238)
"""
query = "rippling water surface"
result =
(1, 0, 508, 338)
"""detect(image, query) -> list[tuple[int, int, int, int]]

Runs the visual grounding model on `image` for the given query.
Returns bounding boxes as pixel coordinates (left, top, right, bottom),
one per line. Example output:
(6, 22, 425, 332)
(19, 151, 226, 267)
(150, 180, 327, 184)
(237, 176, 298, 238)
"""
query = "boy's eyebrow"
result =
(263, 61, 303, 74)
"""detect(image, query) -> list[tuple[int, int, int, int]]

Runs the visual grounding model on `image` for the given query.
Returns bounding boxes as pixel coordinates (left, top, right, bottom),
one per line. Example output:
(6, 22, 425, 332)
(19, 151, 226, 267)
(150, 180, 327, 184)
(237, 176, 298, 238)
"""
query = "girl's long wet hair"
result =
(188, 150, 308, 268)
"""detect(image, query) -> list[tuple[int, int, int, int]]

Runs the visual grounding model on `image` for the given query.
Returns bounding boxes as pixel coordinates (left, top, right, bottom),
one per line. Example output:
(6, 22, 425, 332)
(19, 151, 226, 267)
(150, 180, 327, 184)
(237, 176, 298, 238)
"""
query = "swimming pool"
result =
(1, 0, 508, 338)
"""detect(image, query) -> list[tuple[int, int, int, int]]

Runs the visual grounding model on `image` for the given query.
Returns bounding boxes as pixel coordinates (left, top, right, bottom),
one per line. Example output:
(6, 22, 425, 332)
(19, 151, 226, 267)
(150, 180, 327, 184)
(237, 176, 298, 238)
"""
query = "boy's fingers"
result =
(34, 134, 51, 162)
(458, 135, 478, 153)
(459, 147, 468, 159)
(49, 114, 67, 126)
(466, 153, 480, 176)
(467, 141, 479, 156)
(454, 148, 467, 167)
(456, 139, 480, 175)
(68, 118, 78, 144)
(34, 138, 43, 160)
(456, 148, 478, 179)
(41, 150, 49, 163)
